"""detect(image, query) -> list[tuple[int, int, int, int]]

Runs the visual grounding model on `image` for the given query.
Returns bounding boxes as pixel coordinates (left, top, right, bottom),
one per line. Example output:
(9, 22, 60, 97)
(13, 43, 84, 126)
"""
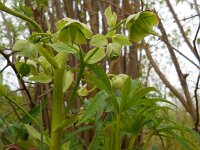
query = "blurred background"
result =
(0, 0, 199, 149)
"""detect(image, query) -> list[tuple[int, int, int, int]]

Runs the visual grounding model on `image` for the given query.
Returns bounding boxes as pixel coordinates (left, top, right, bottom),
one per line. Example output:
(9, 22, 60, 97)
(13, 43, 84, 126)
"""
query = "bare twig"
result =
(100, 0, 130, 15)
(165, 0, 200, 61)
(194, 73, 200, 132)
(144, 43, 189, 111)
(0, 50, 35, 107)
(172, 47, 200, 69)
(193, 22, 200, 65)
(0, 64, 9, 73)
(158, 15, 197, 122)
(192, 7, 200, 131)
(179, 15, 199, 21)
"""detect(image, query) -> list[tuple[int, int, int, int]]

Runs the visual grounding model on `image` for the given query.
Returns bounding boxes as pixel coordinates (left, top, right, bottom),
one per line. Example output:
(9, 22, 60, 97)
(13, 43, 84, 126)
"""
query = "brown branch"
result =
(179, 15, 200, 21)
(100, 0, 131, 15)
(144, 44, 189, 112)
(165, 0, 200, 61)
(158, 15, 197, 122)
(194, 73, 200, 132)
(0, 50, 35, 107)
(172, 47, 200, 69)
(193, 22, 200, 65)
(0, 64, 9, 73)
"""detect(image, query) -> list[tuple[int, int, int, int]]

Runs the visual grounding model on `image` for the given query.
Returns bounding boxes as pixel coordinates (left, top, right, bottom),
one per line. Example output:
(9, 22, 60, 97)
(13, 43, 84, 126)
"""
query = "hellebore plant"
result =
(0, 3, 200, 150)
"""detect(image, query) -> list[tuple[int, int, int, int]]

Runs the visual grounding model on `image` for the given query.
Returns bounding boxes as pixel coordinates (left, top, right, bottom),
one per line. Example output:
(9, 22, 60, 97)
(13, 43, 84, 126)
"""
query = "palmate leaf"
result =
(126, 10, 159, 42)
(77, 91, 109, 125)
(125, 87, 161, 111)
(86, 64, 119, 111)
(57, 17, 92, 44)
(120, 77, 131, 112)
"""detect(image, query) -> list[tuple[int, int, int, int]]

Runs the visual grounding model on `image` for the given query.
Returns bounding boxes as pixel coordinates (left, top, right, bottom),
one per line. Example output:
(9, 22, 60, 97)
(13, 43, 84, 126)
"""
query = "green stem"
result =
(3, 95, 39, 126)
(50, 68, 65, 150)
(108, 19, 126, 33)
(29, 33, 52, 41)
(0, 2, 43, 33)
(65, 51, 85, 114)
(40, 100, 44, 150)
(128, 134, 137, 149)
(115, 114, 121, 150)
(84, 47, 99, 63)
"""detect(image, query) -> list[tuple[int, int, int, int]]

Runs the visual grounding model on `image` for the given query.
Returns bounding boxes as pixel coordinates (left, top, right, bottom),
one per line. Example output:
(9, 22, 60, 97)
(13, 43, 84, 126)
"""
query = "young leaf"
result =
(37, 46, 59, 69)
(24, 124, 49, 145)
(120, 77, 131, 112)
(29, 72, 52, 83)
(125, 87, 161, 110)
(84, 47, 105, 64)
(112, 34, 132, 46)
(90, 34, 108, 47)
(20, 100, 48, 124)
(62, 141, 71, 150)
(126, 10, 159, 42)
(104, 6, 117, 28)
(77, 84, 88, 97)
(63, 70, 74, 93)
(86, 64, 112, 92)
(13, 40, 38, 58)
(49, 43, 79, 53)
(77, 91, 109, 125)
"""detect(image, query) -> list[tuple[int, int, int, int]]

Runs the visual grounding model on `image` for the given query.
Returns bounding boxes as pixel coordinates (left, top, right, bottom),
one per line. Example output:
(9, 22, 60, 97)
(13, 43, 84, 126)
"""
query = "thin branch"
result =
(0, 50, 35, 107)
(172, 47, 200, 69)
(157, 15, 197, 122)
(144, 43, 189, 111)
(0, 64, 9, 73)
(194, 73, 200, 132)
(179, 15, 199, 21)
(165, 0, 200, 61)
(0, 2, 43, 33)
(37, 87, 53, 98)
(193, 22, 200, 65)
(140, 0, 144, 11)
(100, 0, 130, 15)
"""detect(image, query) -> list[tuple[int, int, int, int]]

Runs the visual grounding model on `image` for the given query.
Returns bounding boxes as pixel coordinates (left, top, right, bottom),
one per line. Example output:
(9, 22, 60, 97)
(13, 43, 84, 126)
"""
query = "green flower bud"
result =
(106, 43, 122, 61)
(111, 76, 124, 89)
(77, 84, 88, 96)
(117, 74, 129, 82)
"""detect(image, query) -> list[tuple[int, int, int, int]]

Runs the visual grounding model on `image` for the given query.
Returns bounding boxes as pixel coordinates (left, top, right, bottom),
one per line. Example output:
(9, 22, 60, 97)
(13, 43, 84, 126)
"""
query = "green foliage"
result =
(104, 6, 117, 28)
(0, 3, 199, 150)
(13, 40, 38, 58)
(90, 34, 108, 47)
(126, 10, 159, 42)
(84, 47, 105, 64)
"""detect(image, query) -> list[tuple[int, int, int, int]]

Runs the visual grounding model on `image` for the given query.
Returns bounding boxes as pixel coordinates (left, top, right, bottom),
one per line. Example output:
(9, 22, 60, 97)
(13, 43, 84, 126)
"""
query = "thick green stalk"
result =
(65, 51, 85, 114)
(0, 2, 43, 33)
(128, 134, 137, 149)
(50, 68, 65, 150)
(115, 114, 121, 150)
